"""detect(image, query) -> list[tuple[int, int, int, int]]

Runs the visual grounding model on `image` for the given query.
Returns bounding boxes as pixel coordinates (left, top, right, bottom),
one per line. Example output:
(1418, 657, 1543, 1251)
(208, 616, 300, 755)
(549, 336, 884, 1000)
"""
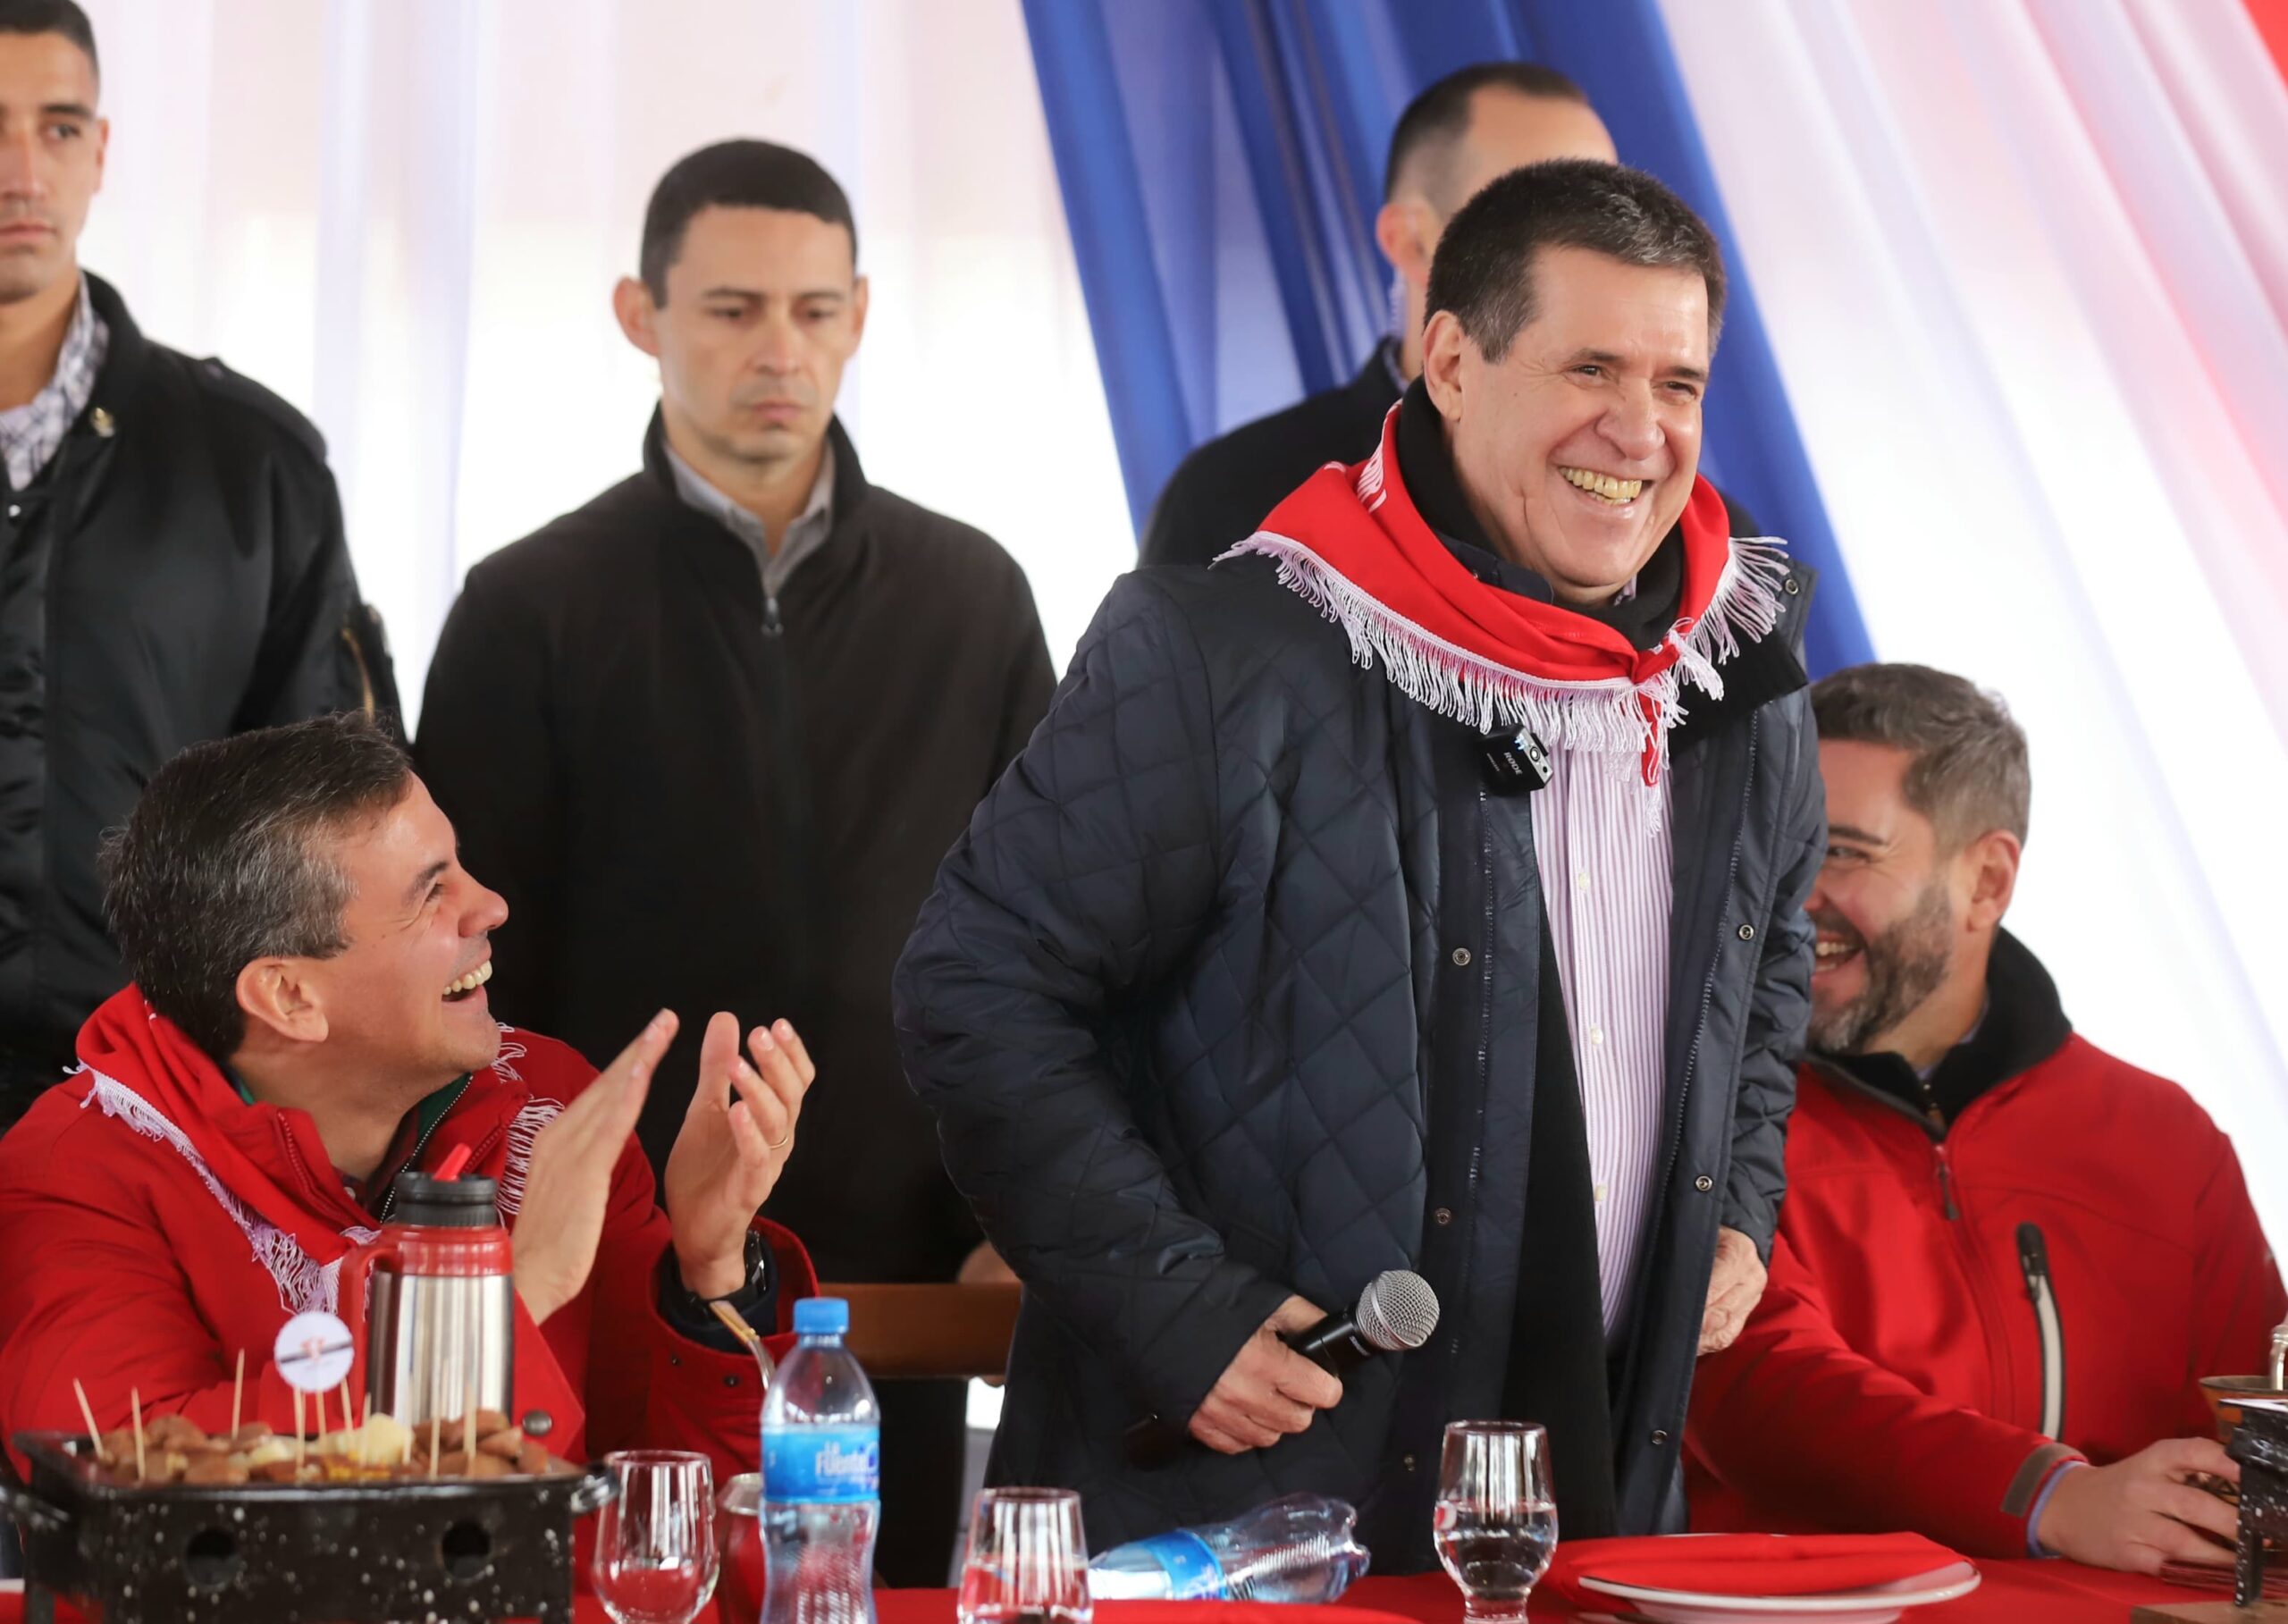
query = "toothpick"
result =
(72, 1378, 108, 1464)
(293, 1387, 305, 1473)
(463, 1358, 476, 1474)
(315, 1383, 326, 1443)
(427, 1411, 440, 1480)
(230, 1349, 245, 1439)
(130, 1387, 145, 1483)
(338, 1379, 354, 1441)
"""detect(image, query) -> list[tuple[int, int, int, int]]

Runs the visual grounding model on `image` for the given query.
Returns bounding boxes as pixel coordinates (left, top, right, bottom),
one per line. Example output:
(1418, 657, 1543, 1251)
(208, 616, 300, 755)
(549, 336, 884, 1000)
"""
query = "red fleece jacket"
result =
(0, 986, 813, 1486)
(1687, 1032, 2282, 1555)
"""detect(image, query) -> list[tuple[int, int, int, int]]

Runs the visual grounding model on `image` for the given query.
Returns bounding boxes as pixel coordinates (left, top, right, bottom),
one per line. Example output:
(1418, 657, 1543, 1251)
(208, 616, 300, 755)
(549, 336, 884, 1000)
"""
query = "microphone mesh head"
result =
(1356, 1269, 1441, 1352)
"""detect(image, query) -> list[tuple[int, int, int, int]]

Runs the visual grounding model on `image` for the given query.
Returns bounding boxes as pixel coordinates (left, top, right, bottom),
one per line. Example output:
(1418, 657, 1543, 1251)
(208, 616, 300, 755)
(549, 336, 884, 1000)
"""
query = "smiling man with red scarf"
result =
(896, 161, 1823, 1565)
(0, 714, 817, 1485)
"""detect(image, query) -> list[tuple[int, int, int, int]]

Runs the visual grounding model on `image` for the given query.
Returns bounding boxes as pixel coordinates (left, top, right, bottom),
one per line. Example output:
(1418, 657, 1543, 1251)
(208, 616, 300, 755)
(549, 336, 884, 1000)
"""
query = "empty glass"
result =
(1434, 1421, 1557, 1621)
(593, 1449, 720, 1624)
(957, 1486, 1092, 1624)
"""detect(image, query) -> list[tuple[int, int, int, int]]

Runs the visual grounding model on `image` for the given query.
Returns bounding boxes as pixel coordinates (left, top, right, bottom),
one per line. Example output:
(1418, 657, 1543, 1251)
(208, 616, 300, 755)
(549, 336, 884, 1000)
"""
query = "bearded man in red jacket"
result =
(1687, 663, 2284, 1573)
(0, 713, 817, 1485)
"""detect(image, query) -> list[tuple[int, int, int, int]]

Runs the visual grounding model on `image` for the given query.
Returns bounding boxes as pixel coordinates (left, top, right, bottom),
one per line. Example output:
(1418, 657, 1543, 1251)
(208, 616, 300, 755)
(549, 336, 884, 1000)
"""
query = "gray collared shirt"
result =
(0, 276, 107, 492)
(665, 439, 837, 603)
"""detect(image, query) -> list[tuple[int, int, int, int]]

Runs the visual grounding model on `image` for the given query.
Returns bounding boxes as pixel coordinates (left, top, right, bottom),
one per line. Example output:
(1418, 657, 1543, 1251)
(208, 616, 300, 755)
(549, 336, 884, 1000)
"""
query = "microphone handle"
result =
(1282, 1314, 1378, 1376)
(1124, 1313, 1375, 1469)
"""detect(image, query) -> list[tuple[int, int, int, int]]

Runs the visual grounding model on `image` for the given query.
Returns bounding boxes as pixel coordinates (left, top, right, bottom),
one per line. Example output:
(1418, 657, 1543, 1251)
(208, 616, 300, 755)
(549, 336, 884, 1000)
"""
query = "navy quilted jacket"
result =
(895, 556, 1821, 1566)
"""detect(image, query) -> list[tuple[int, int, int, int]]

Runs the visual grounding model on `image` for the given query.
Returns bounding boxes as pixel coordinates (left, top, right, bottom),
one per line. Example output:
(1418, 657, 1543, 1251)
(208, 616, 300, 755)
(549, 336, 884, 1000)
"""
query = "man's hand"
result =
(512, 1011, 676, 1324)
(1188, 1296, 1342, 1455)
(664, 1013, 815, 1300)
(2035, 1439, 2240, 1573)
(1699, 1226, 1767, 1355)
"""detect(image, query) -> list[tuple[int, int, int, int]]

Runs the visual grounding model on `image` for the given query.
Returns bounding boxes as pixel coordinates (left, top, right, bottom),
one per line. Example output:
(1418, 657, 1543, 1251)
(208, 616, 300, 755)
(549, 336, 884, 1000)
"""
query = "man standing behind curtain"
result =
(416, 140, 1053, 1584)
(0, 0, 395, 1132)
(1138, 63, 1619, 567)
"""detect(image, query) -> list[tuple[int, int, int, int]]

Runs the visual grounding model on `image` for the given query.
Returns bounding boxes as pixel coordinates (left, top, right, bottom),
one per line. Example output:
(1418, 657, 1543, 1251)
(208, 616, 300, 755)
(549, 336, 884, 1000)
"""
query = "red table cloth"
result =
(0, 1561, 2219, 1622)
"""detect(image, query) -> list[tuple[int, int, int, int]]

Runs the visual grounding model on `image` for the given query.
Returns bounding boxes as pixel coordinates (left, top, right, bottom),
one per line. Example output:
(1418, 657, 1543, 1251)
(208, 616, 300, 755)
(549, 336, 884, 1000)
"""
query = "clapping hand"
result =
(512, 1010, 677, 1324)
(663, 1012, 814, 1300)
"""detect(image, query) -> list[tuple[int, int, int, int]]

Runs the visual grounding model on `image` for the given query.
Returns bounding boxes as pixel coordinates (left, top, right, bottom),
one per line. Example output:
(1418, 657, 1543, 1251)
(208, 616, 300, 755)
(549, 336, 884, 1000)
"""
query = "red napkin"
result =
(1544, 1533, 1965, 1604)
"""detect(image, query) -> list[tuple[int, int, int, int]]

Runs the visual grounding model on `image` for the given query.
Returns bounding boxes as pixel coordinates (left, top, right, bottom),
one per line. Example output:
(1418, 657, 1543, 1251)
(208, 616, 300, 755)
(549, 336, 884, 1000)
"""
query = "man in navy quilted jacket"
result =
(896, 161, 1824, 1566)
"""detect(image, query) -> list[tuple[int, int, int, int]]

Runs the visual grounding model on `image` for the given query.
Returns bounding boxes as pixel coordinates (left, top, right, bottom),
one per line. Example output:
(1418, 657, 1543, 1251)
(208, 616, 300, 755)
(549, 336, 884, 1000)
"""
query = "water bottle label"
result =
(763, 1425, 880, 1503)
(1133, 1530, 1228, 1600)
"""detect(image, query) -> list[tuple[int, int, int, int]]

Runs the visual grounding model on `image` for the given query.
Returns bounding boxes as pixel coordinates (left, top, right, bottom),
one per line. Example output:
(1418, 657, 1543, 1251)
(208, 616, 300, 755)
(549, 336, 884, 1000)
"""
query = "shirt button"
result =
(5, 504, 17, 518)
(1434, 1207, 1453, 1226)
(1695, 1174, 1714, 1193)
(1402, 1453, 1417, 1472)
(724, 1374, 742, 1388)
(1737, 923, 1756, 942)
(1594, 1182, 1608, 1204)
(1574, 870, 1591, 893)
(1588, 1025, 1605, 1047)
(1451, 947, 1471, 967)
(1651, 1429, 1670, 1447)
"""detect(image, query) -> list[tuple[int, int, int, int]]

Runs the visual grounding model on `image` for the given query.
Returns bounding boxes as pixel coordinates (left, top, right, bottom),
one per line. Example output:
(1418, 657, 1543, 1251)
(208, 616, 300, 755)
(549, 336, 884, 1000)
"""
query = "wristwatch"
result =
(669, 1226, 770, 1314)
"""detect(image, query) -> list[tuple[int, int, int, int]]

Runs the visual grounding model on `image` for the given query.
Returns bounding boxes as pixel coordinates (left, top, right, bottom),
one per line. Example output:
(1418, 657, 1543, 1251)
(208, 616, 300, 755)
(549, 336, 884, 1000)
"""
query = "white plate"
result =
(1577, 1560, 1981, 1623)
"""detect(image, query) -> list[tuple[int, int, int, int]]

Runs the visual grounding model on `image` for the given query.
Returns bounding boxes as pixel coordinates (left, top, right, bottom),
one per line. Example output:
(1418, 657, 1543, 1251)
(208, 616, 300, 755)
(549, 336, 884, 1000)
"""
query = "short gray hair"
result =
(1811, 663, 2031, 850)
(102, 713, 415, 1059)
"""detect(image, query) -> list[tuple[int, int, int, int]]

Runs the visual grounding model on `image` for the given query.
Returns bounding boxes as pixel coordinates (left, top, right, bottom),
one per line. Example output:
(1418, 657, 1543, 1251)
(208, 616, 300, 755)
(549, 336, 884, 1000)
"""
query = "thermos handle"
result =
(337, 1236, 402, 1406)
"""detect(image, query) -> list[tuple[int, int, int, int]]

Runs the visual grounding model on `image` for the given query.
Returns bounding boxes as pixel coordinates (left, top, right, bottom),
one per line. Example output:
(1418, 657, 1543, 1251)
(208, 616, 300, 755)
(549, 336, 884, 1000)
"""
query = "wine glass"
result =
(593, 1449, 720, 1624)
(956, 1486, 1093, 1624)
(1434, 1421, 1557, 1621)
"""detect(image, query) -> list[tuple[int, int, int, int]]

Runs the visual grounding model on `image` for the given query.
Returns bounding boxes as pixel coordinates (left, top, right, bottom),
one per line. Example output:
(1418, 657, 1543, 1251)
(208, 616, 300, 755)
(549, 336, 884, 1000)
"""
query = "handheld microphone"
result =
(1125, 1269, 1440, 1468)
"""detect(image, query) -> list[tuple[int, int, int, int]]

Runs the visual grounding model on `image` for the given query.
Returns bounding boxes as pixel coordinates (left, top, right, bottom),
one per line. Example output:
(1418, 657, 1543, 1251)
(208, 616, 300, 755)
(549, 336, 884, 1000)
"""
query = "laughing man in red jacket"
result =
(1687, 663, 2284, 1573)
(0, 713, 817, 1485)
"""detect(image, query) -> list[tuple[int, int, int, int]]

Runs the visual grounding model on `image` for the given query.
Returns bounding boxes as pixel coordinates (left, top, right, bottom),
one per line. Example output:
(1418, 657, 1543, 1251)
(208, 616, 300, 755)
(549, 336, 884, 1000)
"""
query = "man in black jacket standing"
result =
(0, 1, 395, 1132)
(898, 163, 1821, 1564)
(417, 140, 1055, 1584)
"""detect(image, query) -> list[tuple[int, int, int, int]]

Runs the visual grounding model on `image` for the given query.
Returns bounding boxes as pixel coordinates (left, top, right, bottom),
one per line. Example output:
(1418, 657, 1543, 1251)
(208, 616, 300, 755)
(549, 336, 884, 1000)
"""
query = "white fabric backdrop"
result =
(1660, 0, 2288, 1241)
(78, 0, 1131, 728)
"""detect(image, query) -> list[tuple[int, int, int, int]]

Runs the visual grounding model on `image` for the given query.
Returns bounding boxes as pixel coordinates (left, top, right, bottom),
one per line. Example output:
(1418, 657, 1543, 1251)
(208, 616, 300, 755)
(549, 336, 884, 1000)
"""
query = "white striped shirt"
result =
(1532, 754, 1672, 1339)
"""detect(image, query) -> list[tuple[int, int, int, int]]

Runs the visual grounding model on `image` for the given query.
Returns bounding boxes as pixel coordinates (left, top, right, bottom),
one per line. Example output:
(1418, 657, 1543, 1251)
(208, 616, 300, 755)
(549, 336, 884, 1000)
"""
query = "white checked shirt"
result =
(0, 276, 106, 492)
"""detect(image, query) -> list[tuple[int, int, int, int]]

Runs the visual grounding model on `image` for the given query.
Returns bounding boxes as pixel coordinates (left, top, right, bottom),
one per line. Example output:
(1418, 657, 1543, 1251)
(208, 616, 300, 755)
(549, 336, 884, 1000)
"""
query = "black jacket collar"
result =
(1813, 928, 2074, 1135)
(83, 273, 147, 390)
(640, 408, 873, 522)
(1343, 337, 1405, 426)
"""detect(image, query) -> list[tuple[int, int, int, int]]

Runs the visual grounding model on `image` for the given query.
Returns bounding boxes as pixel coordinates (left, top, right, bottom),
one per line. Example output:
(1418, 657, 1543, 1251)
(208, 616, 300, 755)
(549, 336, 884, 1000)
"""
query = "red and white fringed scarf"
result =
(1223, 403, 1788, 830)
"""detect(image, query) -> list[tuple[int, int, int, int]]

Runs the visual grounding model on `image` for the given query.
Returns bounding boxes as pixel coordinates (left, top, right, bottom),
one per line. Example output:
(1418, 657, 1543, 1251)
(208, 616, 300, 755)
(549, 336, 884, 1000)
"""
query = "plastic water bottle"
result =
(761, 1298, 880, 1624)
(1086, 1493, 1371, 1603)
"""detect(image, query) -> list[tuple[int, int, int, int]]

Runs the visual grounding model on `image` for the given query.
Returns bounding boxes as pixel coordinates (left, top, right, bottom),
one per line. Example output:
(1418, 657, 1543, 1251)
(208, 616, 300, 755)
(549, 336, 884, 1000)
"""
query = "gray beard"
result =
(1807, 882, 1956, 1056)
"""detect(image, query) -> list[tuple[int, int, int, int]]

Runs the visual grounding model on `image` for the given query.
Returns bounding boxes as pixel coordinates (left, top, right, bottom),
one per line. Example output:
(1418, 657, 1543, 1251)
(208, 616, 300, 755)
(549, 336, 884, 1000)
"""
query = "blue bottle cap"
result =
(793, 1296, 849, 1336)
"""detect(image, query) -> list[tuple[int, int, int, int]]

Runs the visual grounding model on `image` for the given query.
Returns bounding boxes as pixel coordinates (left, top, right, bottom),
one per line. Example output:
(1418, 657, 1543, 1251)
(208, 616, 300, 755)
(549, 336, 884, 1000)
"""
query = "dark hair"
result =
(0, 0, 97, 82)
(102, 714, 416, 1059)
(1384, 61, 1591, 204)
(1811, 663, 2031, 850)
(640, 139, 856, 302)
(1425, 158, 1727, 360)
